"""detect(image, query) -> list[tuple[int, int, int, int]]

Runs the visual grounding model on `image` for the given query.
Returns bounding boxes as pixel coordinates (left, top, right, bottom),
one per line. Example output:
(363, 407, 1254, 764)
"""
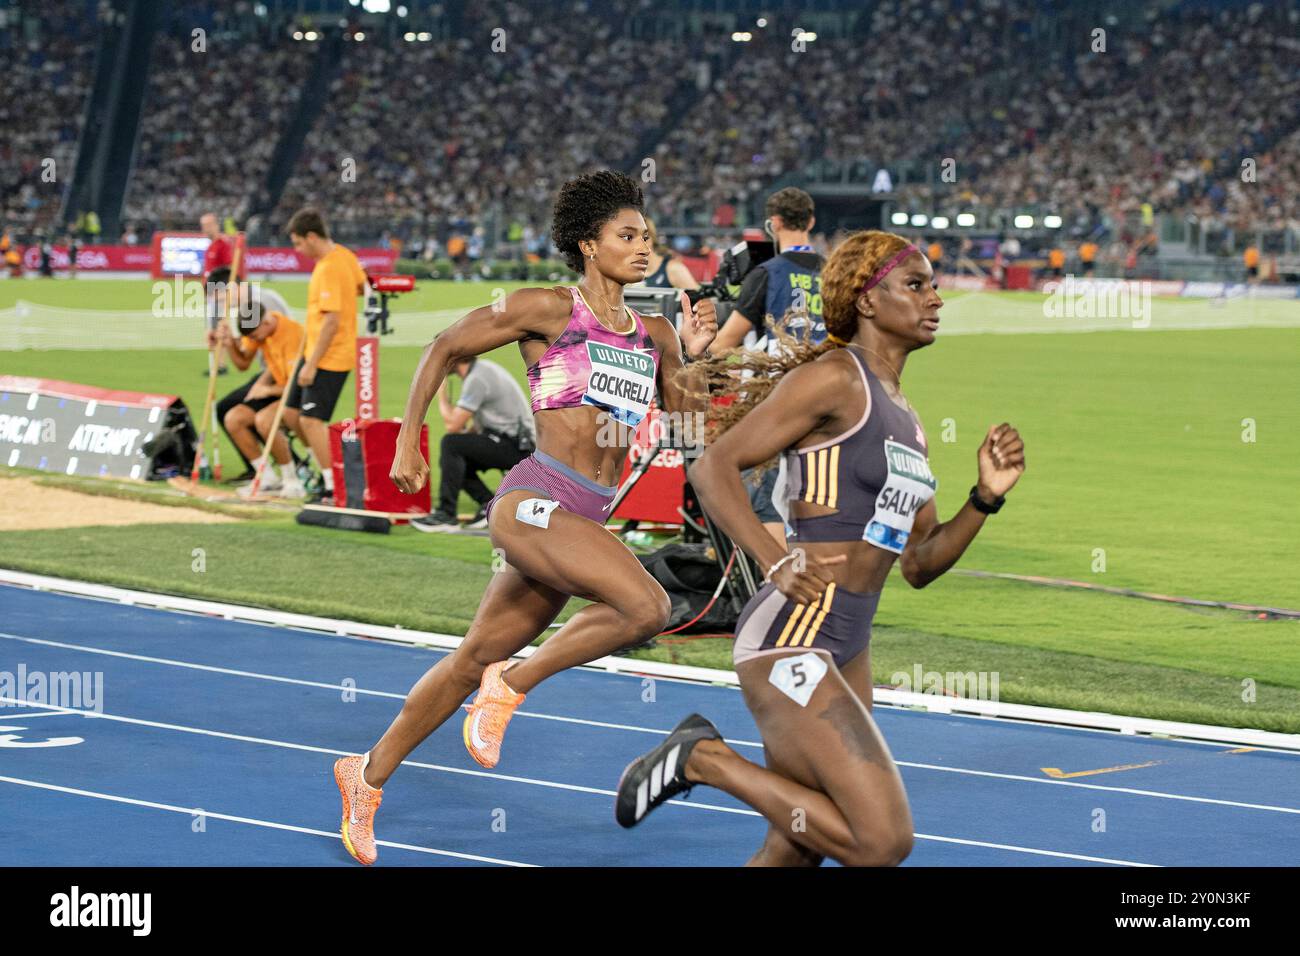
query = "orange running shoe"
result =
(334, 753, 383, 865)
(463, 661, 526, 769)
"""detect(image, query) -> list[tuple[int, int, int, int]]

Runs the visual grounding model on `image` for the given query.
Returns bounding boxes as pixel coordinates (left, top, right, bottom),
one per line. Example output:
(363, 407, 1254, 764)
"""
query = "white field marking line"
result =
(0, 709, 69, 720)
(0, 774, 532, 867)
(2, 692, 1294, 843)
(0, 631, 763, 745)
(6, 571, 1299, 754)
(0, 701, 1154, 868)
(0, 693, 742, 812)
(4, 634, 1299, 814)
(912, 834, 1154, 867)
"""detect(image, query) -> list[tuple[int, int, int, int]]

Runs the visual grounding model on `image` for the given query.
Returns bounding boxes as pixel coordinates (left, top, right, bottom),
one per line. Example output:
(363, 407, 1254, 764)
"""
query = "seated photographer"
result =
(706, 187, 826, 544)
(411, 356, 536, 533)
(211, 287, 306, 498)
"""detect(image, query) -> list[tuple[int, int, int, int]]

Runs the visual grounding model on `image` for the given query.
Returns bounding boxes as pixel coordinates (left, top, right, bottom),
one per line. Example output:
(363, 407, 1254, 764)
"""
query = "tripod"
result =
(609, 427, 762, 615)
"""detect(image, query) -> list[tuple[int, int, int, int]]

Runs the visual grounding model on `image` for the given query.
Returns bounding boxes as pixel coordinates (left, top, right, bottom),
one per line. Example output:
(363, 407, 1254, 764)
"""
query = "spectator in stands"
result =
(411, 356, 536, 533)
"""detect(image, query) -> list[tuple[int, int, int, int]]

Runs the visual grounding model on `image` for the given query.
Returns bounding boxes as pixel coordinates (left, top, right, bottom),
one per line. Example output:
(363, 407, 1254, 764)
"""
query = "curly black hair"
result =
(551, 170, 645, 274)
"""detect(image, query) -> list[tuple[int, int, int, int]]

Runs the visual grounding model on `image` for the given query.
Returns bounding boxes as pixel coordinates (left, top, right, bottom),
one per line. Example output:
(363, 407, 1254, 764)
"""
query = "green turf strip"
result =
(0, 521, 1295, 733)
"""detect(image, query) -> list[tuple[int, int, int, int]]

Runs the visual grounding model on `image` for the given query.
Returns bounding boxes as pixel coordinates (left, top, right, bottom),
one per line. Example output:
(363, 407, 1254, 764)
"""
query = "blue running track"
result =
(2, 583, 1298, 866)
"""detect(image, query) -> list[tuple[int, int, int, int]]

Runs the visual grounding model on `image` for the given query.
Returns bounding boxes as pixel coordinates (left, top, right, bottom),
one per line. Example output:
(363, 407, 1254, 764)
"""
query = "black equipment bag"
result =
(637, 542, 742, 635)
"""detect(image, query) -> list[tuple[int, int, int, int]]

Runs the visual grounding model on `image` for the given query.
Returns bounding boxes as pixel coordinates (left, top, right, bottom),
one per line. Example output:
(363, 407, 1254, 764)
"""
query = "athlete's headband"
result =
(860, 244, 921, 294)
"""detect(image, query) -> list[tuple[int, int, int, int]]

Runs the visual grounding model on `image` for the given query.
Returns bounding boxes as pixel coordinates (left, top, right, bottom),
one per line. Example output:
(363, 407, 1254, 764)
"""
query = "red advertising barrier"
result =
(22, 245, 155, 273)
(13, 242, 398, 276)
(613, 403, 687, 524)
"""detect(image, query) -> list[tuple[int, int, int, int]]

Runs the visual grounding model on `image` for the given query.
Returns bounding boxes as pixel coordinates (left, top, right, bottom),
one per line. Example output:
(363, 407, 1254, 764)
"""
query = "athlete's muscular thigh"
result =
(738, 652, 911, 847)
(455, 560, 570, 666)
(488, 489, 665, 609)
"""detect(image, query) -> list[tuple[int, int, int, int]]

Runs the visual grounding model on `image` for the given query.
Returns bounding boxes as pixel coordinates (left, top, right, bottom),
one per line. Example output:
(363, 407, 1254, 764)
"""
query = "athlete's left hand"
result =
(976, 423, 1025, 499)
(678, 291, 717, 359)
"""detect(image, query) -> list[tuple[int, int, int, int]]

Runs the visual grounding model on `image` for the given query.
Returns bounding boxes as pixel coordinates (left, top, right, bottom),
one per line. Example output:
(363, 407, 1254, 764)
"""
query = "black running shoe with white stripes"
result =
(615, 713, 721, 828)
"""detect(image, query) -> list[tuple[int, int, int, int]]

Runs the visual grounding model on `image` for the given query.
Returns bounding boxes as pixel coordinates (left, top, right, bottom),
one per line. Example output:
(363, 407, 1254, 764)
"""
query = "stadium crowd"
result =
(276, 0, 704, 241)
(121, 2, 313, 230)
(3, 0, 1298, 258)
(0, 0, 103, 234)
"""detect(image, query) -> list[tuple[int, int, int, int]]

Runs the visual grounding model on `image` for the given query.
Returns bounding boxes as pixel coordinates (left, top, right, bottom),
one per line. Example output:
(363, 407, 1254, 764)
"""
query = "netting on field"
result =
(0, 301, 467, 350)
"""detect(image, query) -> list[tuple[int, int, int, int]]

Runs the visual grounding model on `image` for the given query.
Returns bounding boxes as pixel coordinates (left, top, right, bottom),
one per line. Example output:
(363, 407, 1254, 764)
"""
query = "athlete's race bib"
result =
(864, 439, 937, 554)
(582, 341, 656, 427)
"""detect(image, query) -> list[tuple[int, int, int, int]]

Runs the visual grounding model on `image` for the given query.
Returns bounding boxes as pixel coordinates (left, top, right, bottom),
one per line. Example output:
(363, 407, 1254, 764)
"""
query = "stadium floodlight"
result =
(417, 31, 431, 41)
(1014, 214, 1034, 228)
(757, 17, 768, 27)
(292, 30, 303, 40)
(891, 212, 909, 226)
(355, 31, 365, 40)
(910, 213, 928, 227)
(397, 5, 408, 14)
(802, 32, 818, 41)
(254, 3, 267, 15)
(931, 216, 950, 229)
(361, 0, 391, 12)
(731, 32, 753, 41)
(956, 213, 976, 227)
(1044, 215, 1063, 228)
(305, 30, 318, 41)
(403, 31, 415, 41)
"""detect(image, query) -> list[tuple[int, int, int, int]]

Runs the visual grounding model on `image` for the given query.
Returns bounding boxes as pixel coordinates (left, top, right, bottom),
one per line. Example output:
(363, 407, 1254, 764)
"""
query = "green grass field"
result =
(2, 277, 1298, 732)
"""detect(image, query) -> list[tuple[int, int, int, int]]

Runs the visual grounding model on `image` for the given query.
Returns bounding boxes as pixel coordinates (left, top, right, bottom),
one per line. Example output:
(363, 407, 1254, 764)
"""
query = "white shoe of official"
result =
(277, 475, 307, 499)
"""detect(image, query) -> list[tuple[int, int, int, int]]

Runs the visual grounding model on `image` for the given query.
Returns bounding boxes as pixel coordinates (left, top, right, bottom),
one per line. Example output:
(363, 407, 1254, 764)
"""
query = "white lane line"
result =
(0, 774, 532, 867)
(913, 834, 1154, 867)
(0, 729, 1147, 867)
(902, 760, 1300, 814)
(0, 709, 70, 720)
(5, 633, 1298, 814)
(0, 631, 762, 744)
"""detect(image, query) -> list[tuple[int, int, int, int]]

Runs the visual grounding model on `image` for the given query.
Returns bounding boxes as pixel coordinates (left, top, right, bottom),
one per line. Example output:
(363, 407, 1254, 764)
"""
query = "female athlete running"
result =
(332, 171, 717, 865)
(614, 230, 1026, 866)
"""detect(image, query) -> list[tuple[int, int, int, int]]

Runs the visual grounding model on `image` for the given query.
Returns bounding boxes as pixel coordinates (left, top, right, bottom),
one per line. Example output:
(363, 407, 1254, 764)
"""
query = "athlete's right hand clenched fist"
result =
(390, 441, 430, 495)
(771, 549, 847, 606)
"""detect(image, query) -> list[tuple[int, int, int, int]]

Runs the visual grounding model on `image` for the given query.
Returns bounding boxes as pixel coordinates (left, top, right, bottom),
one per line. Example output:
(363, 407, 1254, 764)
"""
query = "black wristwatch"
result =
(969, 485, 1005, 514)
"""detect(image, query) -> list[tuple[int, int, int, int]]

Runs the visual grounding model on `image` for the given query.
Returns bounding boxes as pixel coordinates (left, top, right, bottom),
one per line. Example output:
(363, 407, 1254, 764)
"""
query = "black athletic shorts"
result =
(219, 375, 277, 416)
(285, 367, 349, 421)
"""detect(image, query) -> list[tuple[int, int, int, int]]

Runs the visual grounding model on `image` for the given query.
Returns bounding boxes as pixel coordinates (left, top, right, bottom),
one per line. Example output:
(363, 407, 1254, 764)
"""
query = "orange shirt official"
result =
(240, 313, 304, 387)
(305, 244, 367, 372)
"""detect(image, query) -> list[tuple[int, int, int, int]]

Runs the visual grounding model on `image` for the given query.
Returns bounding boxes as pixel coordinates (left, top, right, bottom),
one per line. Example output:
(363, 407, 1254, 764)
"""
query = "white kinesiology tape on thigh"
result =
(515, 497, 560, 529)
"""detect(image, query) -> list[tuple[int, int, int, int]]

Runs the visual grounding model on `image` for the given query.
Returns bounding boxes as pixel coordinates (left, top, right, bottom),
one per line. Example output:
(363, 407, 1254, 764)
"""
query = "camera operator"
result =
(411, 356, 537, 533)
(707, 187, 825, 544)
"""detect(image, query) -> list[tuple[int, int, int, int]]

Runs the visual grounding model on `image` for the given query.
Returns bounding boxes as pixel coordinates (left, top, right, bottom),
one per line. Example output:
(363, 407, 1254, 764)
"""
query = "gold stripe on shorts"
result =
(798, 583, 837, 647)
(775, 599, 812, 648)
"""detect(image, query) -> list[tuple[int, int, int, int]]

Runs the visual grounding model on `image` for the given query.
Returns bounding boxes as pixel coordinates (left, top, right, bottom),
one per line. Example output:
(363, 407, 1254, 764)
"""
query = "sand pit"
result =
(0, 476, 241, 531)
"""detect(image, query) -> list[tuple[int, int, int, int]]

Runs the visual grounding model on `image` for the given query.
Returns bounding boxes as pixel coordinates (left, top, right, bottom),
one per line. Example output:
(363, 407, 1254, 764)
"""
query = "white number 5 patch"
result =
(768, 652, 828, 707)
(515, 497, 559, 529)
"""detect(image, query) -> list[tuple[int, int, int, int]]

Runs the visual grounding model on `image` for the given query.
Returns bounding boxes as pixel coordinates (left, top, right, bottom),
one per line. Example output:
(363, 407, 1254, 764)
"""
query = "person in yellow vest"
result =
(1079, 240, 1098, 277)
(211, 285, 307, 497)
(927, 239, 943, 272)
(1048, 246, 1065, 278)
(285, 207, 367, 503)
(1243, 245, 1260, 283)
